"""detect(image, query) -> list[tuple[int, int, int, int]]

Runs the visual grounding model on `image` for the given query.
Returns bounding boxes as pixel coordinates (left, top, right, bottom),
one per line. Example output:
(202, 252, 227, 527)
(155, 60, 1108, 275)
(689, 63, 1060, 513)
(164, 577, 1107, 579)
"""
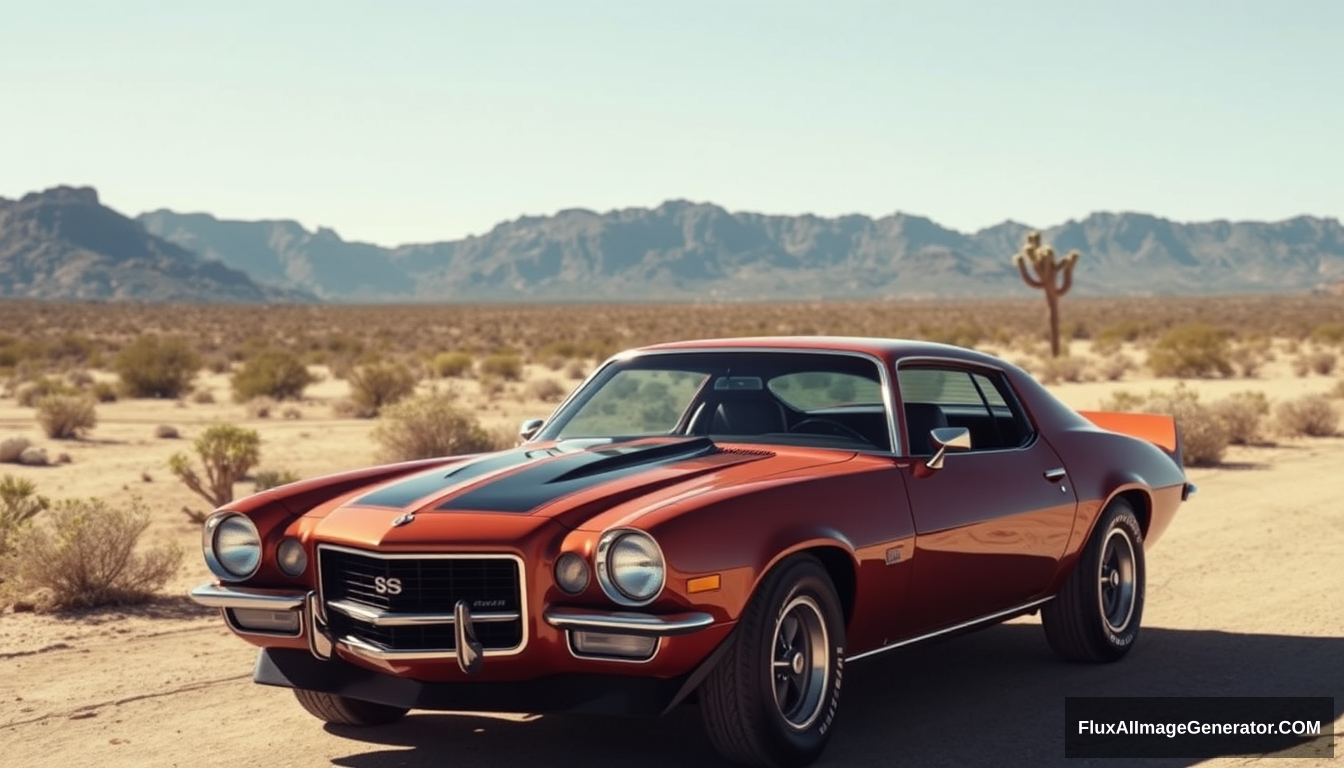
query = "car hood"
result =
(309, 437, 853, 546)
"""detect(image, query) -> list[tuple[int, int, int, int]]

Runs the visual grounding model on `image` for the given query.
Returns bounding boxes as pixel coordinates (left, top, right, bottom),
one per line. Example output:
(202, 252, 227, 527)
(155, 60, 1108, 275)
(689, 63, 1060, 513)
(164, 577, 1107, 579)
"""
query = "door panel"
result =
(900, 437, 1077, 635)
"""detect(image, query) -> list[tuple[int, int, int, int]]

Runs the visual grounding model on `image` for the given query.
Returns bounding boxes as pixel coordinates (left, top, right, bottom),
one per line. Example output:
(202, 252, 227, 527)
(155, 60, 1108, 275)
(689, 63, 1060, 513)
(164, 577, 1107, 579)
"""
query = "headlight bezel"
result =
(202, 512, 263, 582)
(595, 528, 666, 607)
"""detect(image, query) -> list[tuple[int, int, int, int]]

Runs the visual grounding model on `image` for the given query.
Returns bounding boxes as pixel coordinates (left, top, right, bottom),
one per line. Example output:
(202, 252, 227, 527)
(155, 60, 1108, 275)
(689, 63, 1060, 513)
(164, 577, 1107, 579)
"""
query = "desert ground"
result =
(0, 330, 1341, 767)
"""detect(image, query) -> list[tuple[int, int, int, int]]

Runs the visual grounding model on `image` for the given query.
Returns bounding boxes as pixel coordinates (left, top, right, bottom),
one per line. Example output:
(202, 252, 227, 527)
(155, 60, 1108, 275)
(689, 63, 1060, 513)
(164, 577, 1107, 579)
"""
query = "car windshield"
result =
(537, 351, 892, 451)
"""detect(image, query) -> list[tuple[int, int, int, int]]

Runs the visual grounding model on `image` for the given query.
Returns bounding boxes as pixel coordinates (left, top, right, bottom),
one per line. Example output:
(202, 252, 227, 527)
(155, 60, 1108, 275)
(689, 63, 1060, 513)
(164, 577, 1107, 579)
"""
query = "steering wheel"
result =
(789, 418, 872, 445)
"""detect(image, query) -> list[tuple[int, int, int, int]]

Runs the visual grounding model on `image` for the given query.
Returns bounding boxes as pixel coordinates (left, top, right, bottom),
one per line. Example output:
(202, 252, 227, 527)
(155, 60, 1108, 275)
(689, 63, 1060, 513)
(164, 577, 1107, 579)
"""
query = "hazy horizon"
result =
(3, 1, 1340, 248)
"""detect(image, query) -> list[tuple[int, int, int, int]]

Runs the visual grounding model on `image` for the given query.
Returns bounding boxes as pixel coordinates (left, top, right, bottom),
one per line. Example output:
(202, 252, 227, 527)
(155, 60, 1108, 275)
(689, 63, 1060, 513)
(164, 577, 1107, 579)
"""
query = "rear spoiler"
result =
(1078, 409, 1185, 471)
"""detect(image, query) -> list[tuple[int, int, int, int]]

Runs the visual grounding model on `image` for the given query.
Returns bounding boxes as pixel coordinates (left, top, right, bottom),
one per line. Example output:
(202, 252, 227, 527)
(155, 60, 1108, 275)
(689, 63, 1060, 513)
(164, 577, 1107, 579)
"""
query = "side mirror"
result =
(924, 427, 971, 472)
(518, 418, 545, 443)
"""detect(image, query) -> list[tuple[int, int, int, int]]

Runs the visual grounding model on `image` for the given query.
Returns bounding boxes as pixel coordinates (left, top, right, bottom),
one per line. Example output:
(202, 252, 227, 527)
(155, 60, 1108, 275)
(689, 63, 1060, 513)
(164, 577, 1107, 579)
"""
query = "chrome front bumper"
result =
(190, 583, 714, 672)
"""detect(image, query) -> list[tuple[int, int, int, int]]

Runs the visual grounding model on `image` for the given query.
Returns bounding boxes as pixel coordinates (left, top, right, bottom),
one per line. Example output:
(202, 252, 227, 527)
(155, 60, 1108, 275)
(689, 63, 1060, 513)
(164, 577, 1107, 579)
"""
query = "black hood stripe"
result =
(353, 448, 541, 508)
(437, 437, 719, 513)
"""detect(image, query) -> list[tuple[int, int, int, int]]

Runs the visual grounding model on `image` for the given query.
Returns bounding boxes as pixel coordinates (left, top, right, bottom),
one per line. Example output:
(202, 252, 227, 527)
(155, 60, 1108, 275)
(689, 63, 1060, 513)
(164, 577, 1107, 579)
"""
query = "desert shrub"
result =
(2, 496, 182, 609)
(253, 468, 301, 492)
(1309, 323, 1344, 346)
(282, 406, 302, 420)
(431, 352, 475, 379)
(1229, 337, 1271, 378)
(191, 389, 216, 404)
(348, 361, 417, 416)
(231, 350, 316, 402)
(244, 396, 276, 418)
(373, 393, 504, 462)
(168, 424, 262, 519)
(66, 370, 94, 388)
(1093, 352, 1134, 381)
(1147, 324, 1232, 378)
(527, 378, 568, 403)
(1100, 385, 1229, 466)
(16, 376, 78, 407)
(479, 374, 506, 399)
(0, 474, 49, 559)
(1307, 350, 1337, 375)
(1035, 354, 1091, 384)
(1274, 394, 1338, 437)
(565, 360, 588, 380)
(1210, 391, 1270, 446)
(330, 398, 361, 418)
(114, 335, 200, 398)
(479, 353, 523, 381)
(35, 394, 98, 439)
(90, 381, 118, 403)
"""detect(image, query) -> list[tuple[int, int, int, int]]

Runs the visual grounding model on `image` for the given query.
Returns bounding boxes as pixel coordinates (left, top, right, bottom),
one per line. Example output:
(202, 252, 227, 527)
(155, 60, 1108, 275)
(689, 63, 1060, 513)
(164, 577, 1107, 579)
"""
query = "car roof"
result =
(632, 336, 1005, 367)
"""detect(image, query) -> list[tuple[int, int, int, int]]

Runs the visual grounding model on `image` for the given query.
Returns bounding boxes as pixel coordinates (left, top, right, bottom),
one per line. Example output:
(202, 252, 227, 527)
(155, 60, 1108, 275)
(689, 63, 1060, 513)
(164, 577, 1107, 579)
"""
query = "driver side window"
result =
(897, 367, 1032, 454)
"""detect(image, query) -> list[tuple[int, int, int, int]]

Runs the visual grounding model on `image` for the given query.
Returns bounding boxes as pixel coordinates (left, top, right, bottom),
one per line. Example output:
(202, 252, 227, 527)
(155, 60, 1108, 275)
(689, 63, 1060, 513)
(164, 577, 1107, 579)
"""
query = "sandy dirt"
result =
(1, 356, 1341, 767)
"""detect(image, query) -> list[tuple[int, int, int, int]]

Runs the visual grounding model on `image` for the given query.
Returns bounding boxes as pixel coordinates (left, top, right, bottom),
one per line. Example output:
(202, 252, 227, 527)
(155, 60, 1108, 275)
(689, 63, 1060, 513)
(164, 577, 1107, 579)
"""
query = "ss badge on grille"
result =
(373, 576, 403, 595)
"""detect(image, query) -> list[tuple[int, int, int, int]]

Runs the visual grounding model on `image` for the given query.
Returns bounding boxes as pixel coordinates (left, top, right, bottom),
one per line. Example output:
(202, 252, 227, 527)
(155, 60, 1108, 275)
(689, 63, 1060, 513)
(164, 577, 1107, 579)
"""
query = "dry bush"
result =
(1099, 385, 1229, 466)
(431, 352, 474, 378)
(90, 381, 118, 403)
(1307, 350, 1337, 375)
(1229, 337, 1271, 378)
(114, 335, 200, 398)
(1210, 391, 1270, 445)
(348, 361, 417, 417)
(35, 394, 97, 439)
(565, 360, 589, 380)
(1310, 323, 1344, 346)
(253, 468, 301, 492)
(244, 396, 276, 418)
(373, 393, 507, 462)
(66, 370, 94, 388)
(1093, 352, 1135, 381)
(527, 378, 568, 403)
(16, 376, 78, 407)
(168, 424, 262, 519)
(1147, 324, 1233, 378)
(2, 496, 182, 609)
(154, 424, 180, 439)
(0, 474, 49, 560)
(191, 389, 216, 404)
(480, 353, 523, 381)
(282, 406, 302, 420)
(479, 375, 506, 399)
(1034, 354, 1092, 384)
(1274, 394, 1339, 437)
(231, 350, 316, 402)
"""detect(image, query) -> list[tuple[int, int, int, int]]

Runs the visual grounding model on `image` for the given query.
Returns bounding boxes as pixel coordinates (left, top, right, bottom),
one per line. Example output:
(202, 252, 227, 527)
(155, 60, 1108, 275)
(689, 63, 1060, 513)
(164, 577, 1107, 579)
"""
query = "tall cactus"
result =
(1013, 231, 1080, 358)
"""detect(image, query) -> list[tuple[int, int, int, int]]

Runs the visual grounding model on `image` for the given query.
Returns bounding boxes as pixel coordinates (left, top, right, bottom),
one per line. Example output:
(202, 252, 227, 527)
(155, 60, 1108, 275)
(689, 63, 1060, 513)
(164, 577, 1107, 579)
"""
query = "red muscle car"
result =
(190, 337, 1190, 768)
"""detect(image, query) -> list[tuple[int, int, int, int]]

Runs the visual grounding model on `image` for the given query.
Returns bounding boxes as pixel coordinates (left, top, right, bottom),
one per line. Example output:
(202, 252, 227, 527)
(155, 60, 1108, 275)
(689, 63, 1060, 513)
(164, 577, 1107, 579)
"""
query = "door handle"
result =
(1043, 468, 1067, 482)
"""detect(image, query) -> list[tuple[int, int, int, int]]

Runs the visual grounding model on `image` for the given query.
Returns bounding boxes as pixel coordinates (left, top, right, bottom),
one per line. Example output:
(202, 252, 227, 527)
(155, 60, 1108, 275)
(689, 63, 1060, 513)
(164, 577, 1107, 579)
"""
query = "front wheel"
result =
(1041, 498, 1146, 662)
(292, 688, 409, 726)
(699, 555, 846, 768)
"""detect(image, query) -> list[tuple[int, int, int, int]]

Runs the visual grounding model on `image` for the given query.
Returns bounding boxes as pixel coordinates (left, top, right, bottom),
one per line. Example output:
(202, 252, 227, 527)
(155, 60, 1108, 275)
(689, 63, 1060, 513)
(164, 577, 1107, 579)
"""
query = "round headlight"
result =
(598, 530, 665, 605)
(277, 537, 307, 577)
(203, 513, 262, 581)
(554, 552, 590, 594)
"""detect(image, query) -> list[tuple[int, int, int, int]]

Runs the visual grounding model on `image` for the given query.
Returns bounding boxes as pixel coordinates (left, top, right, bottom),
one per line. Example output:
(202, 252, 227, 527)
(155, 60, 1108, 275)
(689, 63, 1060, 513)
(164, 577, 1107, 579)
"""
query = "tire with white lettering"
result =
(1042, 498, 1145, 662)
(293, 688, 409, 726)
(699, 555, 845, 768)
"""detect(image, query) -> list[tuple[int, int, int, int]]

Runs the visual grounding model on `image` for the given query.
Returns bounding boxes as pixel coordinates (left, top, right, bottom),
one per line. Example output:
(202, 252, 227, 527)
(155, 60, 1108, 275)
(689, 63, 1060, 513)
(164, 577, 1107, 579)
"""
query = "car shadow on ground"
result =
(323, 623, 1341, 768)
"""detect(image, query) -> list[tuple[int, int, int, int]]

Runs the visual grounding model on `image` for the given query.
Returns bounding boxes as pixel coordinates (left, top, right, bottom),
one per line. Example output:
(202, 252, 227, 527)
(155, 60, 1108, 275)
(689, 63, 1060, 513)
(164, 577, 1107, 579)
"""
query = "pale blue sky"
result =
(1, 0, 1339, 246)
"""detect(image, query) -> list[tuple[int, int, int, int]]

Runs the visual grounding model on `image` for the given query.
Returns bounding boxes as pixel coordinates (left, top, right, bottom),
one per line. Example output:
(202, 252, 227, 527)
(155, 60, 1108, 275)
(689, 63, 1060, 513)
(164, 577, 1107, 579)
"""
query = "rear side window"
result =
(897, 367, 1031, 451)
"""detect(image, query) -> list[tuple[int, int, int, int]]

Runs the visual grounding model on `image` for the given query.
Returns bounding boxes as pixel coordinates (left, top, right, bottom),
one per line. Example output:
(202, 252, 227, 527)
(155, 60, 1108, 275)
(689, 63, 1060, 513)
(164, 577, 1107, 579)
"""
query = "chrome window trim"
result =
(316, 544, 529, 659)
(537, 347, 901, 456)
(845, 596, 1055, 662)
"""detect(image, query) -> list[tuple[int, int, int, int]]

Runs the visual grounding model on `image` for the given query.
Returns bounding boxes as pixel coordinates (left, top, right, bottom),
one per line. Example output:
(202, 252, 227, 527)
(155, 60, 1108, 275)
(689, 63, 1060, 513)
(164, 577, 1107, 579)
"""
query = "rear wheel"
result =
(292, 689, 409, 726)
(699, 555, 846, 768)
(1042, 498, 1145, 662)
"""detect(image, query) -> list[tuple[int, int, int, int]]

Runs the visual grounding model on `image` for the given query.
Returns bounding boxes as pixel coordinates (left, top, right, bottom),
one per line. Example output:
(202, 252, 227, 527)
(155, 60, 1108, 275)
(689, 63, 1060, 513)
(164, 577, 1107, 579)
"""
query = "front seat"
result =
(903, 402, 948, 455)
(711, 398, 786, 436)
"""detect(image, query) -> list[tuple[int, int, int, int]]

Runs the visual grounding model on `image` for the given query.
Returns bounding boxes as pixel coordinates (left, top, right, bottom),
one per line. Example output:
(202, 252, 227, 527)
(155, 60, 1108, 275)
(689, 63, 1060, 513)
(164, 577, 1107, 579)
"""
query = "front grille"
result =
(319, 546, 524, 654)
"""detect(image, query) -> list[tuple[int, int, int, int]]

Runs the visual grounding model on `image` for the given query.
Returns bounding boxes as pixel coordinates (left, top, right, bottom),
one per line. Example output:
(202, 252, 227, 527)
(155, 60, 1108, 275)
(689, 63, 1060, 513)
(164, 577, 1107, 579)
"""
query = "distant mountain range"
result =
(0, 187, 313, 304)
(4, 185, 1343, 304)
